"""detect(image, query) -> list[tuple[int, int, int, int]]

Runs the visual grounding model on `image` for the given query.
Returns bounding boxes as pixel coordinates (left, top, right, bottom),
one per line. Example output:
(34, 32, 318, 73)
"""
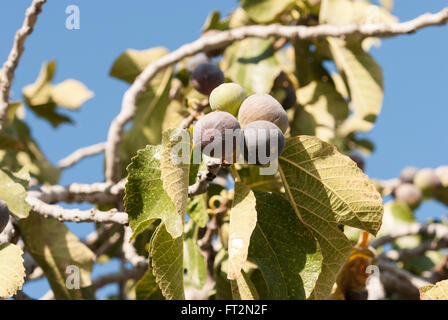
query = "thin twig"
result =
(26, 195, 129, 224)
(0, 0, 47, 128)
(104, 8, 448, 182)
(58, 142, 106, 169)
(188, 158, 222, 198)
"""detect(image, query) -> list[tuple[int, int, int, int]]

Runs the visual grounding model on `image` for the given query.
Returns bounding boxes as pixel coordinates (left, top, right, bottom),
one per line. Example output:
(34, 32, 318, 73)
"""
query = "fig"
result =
(209, 83, 246, 116)
(193, 111, 241, 161)
(238, 93, 289, 133)
(242, 120, 285, 165)
(190, 63, 224, 96)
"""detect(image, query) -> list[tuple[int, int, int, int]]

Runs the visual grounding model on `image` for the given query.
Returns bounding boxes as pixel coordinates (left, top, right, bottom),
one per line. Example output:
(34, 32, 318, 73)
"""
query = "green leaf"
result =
(1, 118, 61, 184)
(187, 196, 209, 228)
(160, 129, 190, 220)
(230, 270, 259, 300)
(124, 145, 183, 239)
(135, 265, 165, 300)
(0, 243, 25, 299)
(328, 38, 383, 135)
(278, 136, 383, 298)
(420, 280, 448, 300)
(184, 220, 207, 289)
(238, 165, 283, 193)
(150, 224, 185, 300)
(293, 80, 349, 141)
(241, 0, 295, 24)
(110, 47, 169, 83)
(118, 49, 173, 163)
(0, 167, 30, 219)
(228, 182, 257, 280)
(223, 38, 281, 95)
(19, 212, 95, 300)
(248, 191, 323, 299)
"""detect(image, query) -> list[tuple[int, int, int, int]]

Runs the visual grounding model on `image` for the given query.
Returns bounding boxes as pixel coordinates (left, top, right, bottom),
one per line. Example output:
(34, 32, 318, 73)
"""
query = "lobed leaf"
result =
(278, 136, 383, 298)
(0, 167, 30, 219)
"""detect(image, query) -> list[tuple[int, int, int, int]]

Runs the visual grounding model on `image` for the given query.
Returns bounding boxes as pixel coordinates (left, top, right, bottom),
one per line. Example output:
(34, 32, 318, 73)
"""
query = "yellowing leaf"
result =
(278, 136, 383, 298)
(420, 280, 448, 300)
(0, 243, 25, 299)
(228, 182, 257, 280)
(320, 0, 397, 25)
(19, 212, 95, 299)
(51, 79, 94, 110)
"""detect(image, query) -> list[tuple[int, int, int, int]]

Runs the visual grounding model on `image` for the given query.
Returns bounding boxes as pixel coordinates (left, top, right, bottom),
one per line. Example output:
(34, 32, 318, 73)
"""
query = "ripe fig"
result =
(190, 63, 224, 96)
(394, 183, 422, 209)
(0, 199, 10, 234)
(414, 168, 442, 196)
(238, 93, 289, 133)
(186, 52, 210, 73)
(348, 153, 365, 172)
(209, 83, 246, 116)
(193, 111, 241, 161)
(242, 120, 285, 165)
(399, 166, 418, 184)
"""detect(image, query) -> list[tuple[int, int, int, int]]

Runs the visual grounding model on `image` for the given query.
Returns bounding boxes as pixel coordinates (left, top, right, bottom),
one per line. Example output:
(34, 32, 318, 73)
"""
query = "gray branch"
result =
(0, 0, 47, 128)
(57, 142, 106, 169)
(26, 195, 129, 224)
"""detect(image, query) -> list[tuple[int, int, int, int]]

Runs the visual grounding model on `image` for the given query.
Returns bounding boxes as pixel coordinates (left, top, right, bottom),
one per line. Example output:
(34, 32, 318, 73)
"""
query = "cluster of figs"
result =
(189, 60, 288, 166)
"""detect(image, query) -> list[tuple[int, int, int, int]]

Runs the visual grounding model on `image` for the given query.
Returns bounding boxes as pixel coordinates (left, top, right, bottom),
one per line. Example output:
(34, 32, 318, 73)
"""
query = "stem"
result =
(230, 165, 242, 183)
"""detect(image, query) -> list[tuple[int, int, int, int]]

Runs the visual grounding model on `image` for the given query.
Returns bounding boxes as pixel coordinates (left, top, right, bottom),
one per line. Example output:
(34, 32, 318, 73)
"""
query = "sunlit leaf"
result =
(0, 243, 25, 299)
(19, 212, 95, 300)
(0, 167, 30, 219)
(420, 280, 448, 300)
(249, 191, 323, 299)
(278, 136, 383, 298)
(241, 0, 295, 24)
(228, 182, 257, 280)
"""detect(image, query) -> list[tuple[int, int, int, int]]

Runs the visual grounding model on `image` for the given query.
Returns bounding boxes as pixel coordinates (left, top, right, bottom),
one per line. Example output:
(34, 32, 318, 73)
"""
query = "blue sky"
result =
(1, 0, 447, 299)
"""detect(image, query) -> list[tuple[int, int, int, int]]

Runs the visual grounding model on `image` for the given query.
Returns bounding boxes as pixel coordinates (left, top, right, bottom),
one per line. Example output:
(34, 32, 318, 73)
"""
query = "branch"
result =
(26, 195, 129, 224)
(92, 267, 146, 291)
(180, 99, 209, 130)
(122, 226, 147, 268)
(378, 258, 431, 299)
(381, 238, 448, 262)
(104, 7, 448, 182)
(371, 223, 448, 248)
(0, 217, 16, 245)
(57, 142, 106, 169)
(29, 179, 125, 204)
(0, 0, 47, 129)
(188, 158, 222, 198)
